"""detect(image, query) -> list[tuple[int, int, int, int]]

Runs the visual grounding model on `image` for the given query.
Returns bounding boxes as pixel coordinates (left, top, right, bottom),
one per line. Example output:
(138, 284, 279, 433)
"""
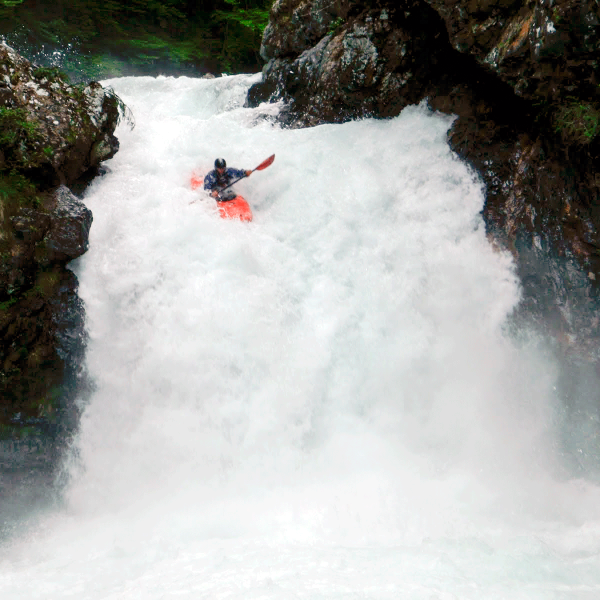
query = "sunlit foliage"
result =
(0, 0, 272, 76)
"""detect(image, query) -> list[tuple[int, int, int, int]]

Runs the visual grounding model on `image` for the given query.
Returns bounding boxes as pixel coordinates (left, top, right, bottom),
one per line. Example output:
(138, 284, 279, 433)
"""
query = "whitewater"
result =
(2, 72, 600, 599)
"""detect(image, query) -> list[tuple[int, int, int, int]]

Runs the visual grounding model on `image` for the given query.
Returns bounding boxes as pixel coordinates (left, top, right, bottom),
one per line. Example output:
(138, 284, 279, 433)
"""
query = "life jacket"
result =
(216, 170, 232, 188)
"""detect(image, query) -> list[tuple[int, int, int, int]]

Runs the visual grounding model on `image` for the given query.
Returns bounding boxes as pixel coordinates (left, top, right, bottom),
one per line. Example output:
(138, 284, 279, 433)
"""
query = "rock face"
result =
(0, 42, 120, 471)
(425, 0, 600, 109)
(249, 1, 458, 126)
(43, 186, 93, 263)
(0, 43, 119, 183)
(249, 0, 600, 364)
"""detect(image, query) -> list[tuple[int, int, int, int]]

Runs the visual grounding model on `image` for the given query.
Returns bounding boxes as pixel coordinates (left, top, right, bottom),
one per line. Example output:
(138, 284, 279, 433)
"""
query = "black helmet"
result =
(215, 158, 226, 169)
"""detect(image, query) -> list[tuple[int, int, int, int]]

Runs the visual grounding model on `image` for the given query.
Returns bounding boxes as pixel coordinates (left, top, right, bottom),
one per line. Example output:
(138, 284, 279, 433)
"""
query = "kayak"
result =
(190, 173, 253, 222)
(217, 195, 253, 222)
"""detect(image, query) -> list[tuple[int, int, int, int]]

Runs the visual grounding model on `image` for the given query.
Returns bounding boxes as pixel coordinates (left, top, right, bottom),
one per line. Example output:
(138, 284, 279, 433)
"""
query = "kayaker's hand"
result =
(211, 189, 219, 198)
(245, 170, 252, 177)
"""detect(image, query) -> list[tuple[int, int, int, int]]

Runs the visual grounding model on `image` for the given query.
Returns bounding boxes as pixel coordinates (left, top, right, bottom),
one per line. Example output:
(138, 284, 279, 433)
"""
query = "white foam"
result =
(2, 73, 600, 599)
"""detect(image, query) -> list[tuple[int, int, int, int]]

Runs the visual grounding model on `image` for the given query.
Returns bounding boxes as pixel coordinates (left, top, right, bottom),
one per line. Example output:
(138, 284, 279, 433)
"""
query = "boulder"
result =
(249, 1, 471, 126)
(0, 42, 120, 186)
(43, 186, 93, 264)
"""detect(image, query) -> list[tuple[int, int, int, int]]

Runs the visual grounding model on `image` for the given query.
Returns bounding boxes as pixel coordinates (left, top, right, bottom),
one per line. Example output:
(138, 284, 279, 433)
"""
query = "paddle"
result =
(189, 154, 275, 204)
(217, 153, 275, 195)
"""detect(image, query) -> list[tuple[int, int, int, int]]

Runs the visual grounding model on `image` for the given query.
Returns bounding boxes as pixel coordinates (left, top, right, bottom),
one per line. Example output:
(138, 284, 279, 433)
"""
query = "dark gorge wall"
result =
(0, 42, 120, 496)
(248, 0, 600, 371)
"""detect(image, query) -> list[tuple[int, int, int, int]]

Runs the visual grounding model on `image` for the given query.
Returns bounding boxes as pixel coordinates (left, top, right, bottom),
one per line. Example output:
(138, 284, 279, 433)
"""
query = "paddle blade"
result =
(255, 154, 275, 171)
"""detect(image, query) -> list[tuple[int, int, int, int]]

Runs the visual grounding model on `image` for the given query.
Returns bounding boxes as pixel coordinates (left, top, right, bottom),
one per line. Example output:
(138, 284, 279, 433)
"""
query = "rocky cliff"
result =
(0, 42, 120, 472)
(248, 0, 600, 371)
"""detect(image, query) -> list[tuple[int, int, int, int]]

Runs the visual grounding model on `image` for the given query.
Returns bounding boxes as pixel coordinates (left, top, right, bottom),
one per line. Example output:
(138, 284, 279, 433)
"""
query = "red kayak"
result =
(216, 195, 253, 222)
(190, 173, 253, 222)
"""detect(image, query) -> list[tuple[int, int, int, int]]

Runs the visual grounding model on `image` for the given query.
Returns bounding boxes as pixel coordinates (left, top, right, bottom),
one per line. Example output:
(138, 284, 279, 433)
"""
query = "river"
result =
(2, 72, 600, 599)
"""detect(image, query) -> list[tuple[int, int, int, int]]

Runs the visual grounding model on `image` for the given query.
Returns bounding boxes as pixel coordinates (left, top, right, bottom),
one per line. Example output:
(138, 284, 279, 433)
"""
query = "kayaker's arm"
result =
(214, 169, 251, 197)
(226, 168, 248, 180)
(203, 170, 217, 192)
(204, 169, 225, 198)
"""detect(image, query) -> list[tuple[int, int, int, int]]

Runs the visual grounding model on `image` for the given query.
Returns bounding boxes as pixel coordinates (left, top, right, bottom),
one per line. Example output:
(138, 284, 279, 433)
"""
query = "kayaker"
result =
(204, 158, 252, 201)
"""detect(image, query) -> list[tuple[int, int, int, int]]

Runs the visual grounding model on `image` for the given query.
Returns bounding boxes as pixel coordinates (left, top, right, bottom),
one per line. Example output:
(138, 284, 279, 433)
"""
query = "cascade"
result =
(1, 73, 600, 600)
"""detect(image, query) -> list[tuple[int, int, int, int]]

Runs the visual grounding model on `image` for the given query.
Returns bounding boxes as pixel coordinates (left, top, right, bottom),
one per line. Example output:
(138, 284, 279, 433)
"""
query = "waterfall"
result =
(2, 72, 600, 600)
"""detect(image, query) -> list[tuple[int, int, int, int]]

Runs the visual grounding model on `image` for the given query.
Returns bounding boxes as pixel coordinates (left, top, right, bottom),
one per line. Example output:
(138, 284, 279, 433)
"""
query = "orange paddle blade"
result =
(254, 154, 275, 171)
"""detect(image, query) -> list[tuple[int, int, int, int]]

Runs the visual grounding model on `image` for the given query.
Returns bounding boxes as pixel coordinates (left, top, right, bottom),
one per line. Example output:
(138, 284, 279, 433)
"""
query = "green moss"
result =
(0, 171, 42, 254)
(32, 65, 69, 83)
(328, 16, 345, 36)
(0, 296, 19, 312)
(33, 238, 49, 263)
(553, 99, 600, 145)
(0, 107, 37, 146)
(33, 269, 61, 298)
(0, 107, 45, 168)
(0, 171, 41, 211)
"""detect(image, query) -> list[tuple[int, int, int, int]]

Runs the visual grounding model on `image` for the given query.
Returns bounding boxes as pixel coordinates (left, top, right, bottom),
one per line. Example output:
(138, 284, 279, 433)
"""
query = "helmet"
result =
(215, 158, 226, 169)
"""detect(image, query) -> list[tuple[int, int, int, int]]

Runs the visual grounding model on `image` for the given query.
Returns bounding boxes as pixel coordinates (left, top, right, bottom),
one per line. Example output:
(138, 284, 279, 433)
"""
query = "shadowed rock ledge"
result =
(0, 42, 120, 488)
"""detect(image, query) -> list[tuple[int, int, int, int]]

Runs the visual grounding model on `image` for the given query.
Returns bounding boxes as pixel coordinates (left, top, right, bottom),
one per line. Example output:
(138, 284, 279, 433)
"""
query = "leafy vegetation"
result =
(0, 171, 42, 251)
(553, 99, 600, 145)
(328, 16, 345, 35)
(0, 0, 272, 78)
(32, 65, 68, 82)
(0, 107, 39, 148)
(0, 107, 45, 169)
(213, 0, 270, 70)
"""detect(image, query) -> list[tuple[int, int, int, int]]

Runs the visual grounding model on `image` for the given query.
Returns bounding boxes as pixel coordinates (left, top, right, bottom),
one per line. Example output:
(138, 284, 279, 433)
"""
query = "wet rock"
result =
(260, 0, 341, 60)
(424, 0, 600, 106)
(43, 186, 93, 263)
(0, 44, 120, 478)
(0, 42, 119, 186)
(10, 209, 51, 245)
(249, 1, 455, 126)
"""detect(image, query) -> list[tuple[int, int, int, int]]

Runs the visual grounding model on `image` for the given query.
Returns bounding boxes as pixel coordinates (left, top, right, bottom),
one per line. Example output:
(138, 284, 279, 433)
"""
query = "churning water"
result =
(2, 72, 600, 599)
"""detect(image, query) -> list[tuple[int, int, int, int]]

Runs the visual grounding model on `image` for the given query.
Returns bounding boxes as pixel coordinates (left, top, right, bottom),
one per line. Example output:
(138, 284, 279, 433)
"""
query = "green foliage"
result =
(1, 0, 273, 77)
(552, 7, 561, 25)
(0, 171, 41, 241)
(553, 99, 600, 145)
(0, 423, 35, 441)
(214, 0, 269, 33)
(37, 18, 85, 45)
(0, 296, 19, 312)
(328, 16, 345, 35)
(0, 171, 38, 202)
(32, 65, 69, 83)
(125, 33, 207, 67)
(212, 0, 270, 72)
(0, 107, 37, 147)
(0, 107, 45, 169)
